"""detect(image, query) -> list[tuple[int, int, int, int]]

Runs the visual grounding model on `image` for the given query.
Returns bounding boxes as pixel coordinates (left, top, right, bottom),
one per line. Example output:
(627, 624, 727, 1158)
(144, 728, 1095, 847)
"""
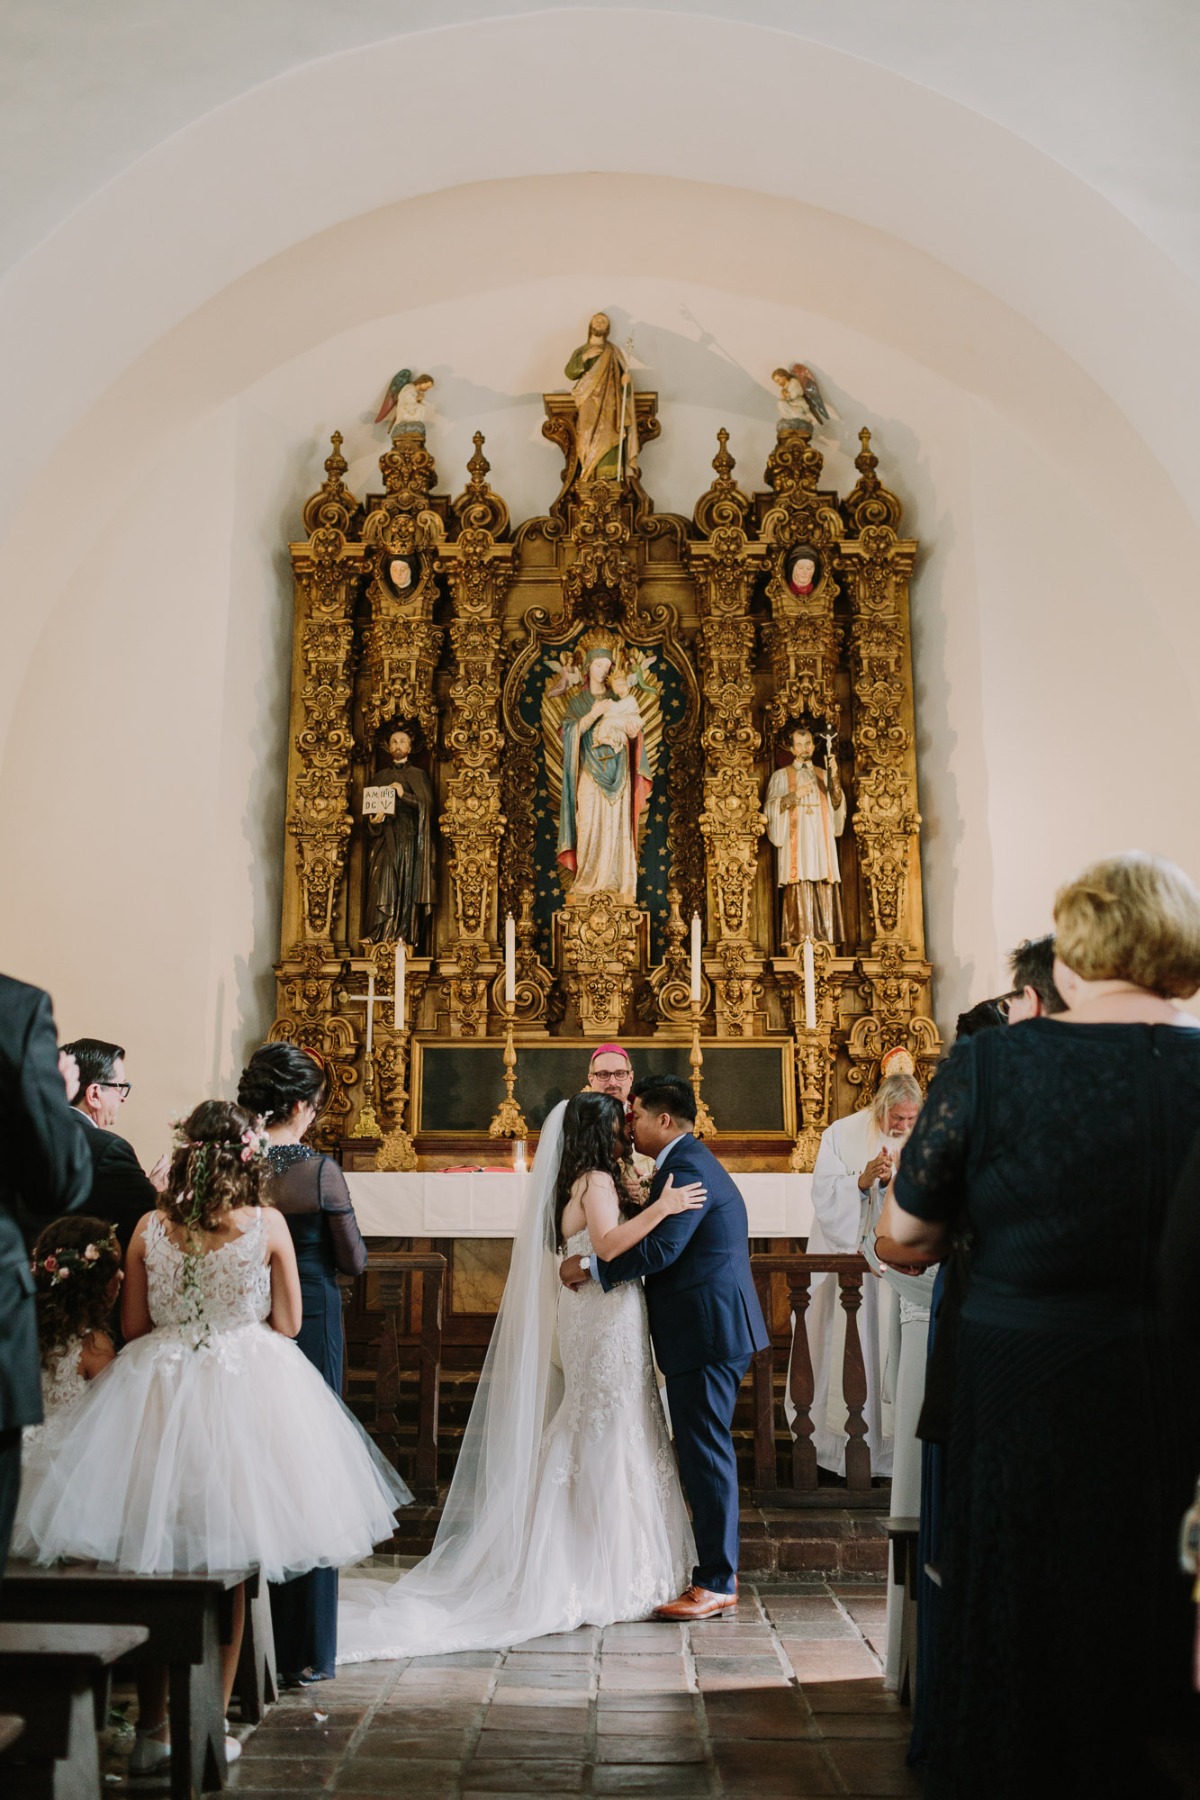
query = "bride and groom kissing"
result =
(338, 1071, 770, 1662)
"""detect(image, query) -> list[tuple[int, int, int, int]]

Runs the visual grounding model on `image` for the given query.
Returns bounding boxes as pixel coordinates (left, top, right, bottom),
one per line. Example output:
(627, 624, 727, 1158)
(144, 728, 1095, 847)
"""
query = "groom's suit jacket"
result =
(596, 1134, 769, 1378)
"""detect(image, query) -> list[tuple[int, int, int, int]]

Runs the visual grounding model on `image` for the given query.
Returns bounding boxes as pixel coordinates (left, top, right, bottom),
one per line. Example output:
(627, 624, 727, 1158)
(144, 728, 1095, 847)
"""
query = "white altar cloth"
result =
(346, 1168, 813, 1240)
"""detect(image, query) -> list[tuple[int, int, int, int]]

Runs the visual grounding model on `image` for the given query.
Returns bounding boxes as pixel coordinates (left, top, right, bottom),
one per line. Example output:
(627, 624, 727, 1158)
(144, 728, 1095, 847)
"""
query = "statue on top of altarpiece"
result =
(541, 634, 662, 904)
(765, 722, 846, 947)
(565, 314, 639, 483)
(363, 720, 436, 947)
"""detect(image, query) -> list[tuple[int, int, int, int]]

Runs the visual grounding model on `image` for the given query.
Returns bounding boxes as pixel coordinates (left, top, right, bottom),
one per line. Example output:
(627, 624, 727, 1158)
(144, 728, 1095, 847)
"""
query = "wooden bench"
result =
(0, 1620, 147, 1800)
(884, 1515, 920, 1706)
(0, 1712, 26, 1753)
(1, 1564, 254, 1798)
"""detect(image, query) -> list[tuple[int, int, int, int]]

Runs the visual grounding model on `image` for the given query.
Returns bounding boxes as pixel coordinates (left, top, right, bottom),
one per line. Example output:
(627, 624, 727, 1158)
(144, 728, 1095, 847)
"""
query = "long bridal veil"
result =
(338, 1100, 569, 1661)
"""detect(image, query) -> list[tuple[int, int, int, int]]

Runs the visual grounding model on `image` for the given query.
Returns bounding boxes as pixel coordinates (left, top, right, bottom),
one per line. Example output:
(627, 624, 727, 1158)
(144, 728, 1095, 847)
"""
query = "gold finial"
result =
(466, 430, 491, 494)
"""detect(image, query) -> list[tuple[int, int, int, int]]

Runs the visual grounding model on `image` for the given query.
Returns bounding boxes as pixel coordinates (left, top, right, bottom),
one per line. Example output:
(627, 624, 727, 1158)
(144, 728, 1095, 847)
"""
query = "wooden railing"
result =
(750, 1252, 875, 1500)
(347, 1248, 875, 1510)
(356, 1252, 446, 1503)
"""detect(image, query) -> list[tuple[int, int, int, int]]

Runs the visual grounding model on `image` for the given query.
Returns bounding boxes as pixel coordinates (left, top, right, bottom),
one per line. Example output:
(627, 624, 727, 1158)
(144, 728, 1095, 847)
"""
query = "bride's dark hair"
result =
(553, 1090, 631, 1250)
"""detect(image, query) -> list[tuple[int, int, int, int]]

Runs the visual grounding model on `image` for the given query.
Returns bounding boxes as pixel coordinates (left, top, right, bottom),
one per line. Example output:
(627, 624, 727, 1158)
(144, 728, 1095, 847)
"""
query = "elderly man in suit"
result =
(0, 974, 92, 1565)
(560, 1073, 768, 1619)
(62, 1038, 163, 1254)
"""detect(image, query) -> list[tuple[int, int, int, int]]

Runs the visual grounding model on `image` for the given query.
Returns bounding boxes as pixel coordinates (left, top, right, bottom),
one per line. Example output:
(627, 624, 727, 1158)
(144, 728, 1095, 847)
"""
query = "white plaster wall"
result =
(4, 219, 1195, 1154)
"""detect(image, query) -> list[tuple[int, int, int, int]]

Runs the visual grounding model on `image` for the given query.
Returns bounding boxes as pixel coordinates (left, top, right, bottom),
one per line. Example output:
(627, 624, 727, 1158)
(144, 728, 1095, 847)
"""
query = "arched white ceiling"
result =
(4, 1, 1198, 279)
(3, 6, 1198, 538)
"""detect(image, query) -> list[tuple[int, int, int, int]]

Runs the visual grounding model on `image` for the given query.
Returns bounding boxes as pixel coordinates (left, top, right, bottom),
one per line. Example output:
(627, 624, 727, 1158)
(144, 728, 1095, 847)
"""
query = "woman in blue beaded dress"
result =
(238, 1043, 373, 1684)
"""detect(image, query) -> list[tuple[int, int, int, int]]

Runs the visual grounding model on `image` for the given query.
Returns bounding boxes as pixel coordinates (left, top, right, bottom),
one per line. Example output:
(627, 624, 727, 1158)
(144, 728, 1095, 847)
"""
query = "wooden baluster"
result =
(837, 1267, 871, 1490)
(373, 1266, 404, 1474)
(416, 1262, 444, 1502)
(787, 1274, 818, 1492)
(751, 1273, 776, 1492)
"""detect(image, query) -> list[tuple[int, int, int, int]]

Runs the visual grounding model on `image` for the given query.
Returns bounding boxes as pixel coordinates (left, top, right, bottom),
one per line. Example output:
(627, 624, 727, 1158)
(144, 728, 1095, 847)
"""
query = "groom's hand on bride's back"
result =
(559, 1254, 591, 1290)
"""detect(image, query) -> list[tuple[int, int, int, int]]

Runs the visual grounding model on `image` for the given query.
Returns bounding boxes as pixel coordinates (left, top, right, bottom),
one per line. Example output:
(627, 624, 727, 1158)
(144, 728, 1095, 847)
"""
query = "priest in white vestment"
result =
(793, 1066, 924, 1477)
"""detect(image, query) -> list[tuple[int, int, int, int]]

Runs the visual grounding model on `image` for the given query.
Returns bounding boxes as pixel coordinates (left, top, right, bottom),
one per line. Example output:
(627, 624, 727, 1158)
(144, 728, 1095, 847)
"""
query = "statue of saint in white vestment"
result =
(764, 725, 846, 946)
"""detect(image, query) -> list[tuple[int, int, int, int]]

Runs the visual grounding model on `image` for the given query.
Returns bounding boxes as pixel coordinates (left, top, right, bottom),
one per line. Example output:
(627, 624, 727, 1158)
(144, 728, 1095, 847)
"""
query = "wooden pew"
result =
(0, 1620, 147, 1800)
(884, 1514, 921, 1705)
(0, 1712, 26, 1753)
(234, 1574, 278, 1722)
(1, 1564, 253, 1798)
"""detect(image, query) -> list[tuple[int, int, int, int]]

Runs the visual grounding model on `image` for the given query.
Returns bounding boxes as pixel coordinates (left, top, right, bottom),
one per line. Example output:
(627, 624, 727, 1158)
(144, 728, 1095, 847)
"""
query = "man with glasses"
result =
(62, 1038, 163, 1254)
(1003, 933, 1066, 1022)
(585, 1044, 656, 1183)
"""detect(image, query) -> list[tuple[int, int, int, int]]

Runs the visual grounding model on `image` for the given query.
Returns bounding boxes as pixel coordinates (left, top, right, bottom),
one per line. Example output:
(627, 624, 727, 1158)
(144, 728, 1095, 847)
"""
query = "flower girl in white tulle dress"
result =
(15, 1100, 409, 1763)
(25, 1215, 123, 1438)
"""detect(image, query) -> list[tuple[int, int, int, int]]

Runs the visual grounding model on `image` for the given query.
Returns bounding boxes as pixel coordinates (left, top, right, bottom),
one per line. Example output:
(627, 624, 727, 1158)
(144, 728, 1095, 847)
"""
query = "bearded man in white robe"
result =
(794, 1069, 923, 1477)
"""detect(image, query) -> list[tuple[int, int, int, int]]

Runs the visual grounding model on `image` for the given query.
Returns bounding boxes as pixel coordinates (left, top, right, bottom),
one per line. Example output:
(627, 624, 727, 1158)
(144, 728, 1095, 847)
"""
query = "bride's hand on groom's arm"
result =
(657, 1176, 706, 1217)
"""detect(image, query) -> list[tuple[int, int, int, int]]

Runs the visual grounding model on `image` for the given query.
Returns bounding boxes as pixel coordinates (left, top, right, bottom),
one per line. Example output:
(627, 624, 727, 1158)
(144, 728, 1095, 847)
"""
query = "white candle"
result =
(504, 913, 516, 1006)
(802, 937, 816, 1031)
(365, 970, 375, 1054)
(394, 939, 405, 1029)
(690, 913, 702, 1004)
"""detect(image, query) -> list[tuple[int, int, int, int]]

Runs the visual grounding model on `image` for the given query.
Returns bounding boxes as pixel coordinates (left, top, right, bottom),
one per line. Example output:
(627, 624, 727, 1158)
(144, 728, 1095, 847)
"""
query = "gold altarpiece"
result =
(271, 386, 940, 1172)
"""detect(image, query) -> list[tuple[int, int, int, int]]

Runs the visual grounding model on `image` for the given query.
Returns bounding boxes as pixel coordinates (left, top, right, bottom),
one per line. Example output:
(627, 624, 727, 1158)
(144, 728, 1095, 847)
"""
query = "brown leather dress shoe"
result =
(653, 1585, 738, 1621)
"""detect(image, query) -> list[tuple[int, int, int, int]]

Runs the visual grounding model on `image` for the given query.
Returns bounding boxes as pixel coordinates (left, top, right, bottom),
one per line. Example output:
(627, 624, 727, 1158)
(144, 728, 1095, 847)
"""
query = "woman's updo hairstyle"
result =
(160, 1099, 270, 1233)
(237, 1042, 328, 1127)
(1054, 851, 1200, 1000)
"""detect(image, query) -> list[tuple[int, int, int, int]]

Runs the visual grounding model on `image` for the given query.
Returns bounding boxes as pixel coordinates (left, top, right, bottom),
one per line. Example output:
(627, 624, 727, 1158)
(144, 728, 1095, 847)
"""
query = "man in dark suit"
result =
(0, 975, 92, 1563)
(62, 1038, 161, 1255)
(559, 1073, 769, 1619)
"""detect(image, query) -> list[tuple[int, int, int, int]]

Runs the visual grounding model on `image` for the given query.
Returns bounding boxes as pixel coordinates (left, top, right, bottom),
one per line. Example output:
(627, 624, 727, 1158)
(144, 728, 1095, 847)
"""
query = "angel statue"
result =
(375, 369, 435, 436)
(541, 634, 662, 904)
(565, 314, 639, 484)
(771, 363, 837, 440)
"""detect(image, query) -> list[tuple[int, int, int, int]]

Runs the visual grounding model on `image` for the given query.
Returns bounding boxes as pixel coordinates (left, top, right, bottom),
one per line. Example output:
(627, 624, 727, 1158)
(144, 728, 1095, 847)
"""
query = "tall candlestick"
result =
(394, 939, 405, 1029)
(365, 970, 375, 1053)
(690, 913, 702, 1004)
(504, 913, 516, 1007)
(802, 937, 816, 1031)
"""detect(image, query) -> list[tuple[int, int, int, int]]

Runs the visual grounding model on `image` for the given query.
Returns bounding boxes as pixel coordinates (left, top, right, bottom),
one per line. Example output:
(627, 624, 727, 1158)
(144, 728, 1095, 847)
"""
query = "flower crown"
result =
(174, 1123, 271, 1166)
(34, 1226, 120, 1288)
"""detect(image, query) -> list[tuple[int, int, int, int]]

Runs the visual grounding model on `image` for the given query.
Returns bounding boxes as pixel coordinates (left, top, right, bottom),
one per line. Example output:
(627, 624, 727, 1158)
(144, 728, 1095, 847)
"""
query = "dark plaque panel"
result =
(416, 1041, 789, 1134)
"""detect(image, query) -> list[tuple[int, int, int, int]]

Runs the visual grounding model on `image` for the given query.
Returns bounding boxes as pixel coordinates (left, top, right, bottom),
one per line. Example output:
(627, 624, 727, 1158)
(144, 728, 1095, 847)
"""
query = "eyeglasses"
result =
(590, 1068, 632, 1083)
(96, 1081, 132, 1100)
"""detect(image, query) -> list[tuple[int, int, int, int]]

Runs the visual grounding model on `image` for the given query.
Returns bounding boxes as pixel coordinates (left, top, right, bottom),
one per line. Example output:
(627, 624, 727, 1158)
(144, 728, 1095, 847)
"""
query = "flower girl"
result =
(26, 1216, 122, 1433)
(15, 1100, 409, 1752)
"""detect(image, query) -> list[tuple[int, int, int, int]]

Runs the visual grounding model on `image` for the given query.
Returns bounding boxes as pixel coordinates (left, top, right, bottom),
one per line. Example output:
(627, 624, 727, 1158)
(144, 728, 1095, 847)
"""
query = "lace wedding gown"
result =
(15, 1211, 409, 1577)
(338, 1110, 694, 1661)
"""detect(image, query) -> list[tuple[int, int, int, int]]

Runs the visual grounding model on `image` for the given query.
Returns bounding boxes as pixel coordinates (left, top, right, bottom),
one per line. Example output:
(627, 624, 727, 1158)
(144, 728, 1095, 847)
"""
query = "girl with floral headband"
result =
(14, 1098, 409, 1775)
(27, 1215, 122, 1436)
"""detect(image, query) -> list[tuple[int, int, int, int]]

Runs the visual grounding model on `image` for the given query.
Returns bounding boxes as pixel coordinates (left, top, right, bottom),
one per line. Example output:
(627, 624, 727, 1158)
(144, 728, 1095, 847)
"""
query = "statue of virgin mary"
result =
(547, 641, 658, 904)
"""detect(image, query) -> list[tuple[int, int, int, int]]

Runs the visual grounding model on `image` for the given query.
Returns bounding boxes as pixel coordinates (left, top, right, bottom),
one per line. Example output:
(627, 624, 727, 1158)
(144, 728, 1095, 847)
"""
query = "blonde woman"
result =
(882, 852, 1200, 1797)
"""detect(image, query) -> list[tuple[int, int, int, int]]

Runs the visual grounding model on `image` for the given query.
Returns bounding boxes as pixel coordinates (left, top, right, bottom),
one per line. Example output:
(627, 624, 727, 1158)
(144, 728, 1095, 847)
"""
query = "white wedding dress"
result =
(15, 1211, 409, 1578)
(338, 1103, 694, 1661)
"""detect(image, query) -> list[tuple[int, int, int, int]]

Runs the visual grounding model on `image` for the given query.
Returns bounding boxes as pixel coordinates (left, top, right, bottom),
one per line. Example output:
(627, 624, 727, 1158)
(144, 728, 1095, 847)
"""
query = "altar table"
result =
(345, 1168, 813, 1239)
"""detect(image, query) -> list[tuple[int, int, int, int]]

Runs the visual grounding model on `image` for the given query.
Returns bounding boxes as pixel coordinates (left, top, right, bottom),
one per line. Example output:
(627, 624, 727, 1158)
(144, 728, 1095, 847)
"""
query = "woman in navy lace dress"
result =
(882, 853, 1200, 1797)
(238, 1044, 370, 1684)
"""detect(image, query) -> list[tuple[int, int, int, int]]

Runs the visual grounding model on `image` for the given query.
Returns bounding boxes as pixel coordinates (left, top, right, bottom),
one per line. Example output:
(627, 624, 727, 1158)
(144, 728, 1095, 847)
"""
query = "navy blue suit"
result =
(597, 1134, 768, 1593)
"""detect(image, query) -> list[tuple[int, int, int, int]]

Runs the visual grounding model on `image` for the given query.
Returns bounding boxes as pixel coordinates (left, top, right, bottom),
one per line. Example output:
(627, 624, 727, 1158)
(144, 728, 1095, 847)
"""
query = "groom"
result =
(559, 1073, 769, 1618)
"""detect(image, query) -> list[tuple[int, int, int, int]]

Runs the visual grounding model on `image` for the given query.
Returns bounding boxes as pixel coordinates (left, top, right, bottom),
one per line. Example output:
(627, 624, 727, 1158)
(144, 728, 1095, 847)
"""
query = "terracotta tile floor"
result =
(103, 1577, 922, 1797)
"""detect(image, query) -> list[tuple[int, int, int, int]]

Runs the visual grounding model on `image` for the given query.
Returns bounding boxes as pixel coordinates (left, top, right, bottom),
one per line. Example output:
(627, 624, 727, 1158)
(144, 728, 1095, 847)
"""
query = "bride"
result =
(339, 1089, 701, 1660)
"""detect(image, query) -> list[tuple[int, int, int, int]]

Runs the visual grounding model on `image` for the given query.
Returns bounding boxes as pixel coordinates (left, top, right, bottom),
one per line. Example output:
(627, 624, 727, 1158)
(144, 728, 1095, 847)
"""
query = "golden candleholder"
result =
(375, 1026, 418, 1171)
(689, 1001, 717, 1138)
(356, 1046, 383, 1141)
(488, 1008, 530, 1140)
